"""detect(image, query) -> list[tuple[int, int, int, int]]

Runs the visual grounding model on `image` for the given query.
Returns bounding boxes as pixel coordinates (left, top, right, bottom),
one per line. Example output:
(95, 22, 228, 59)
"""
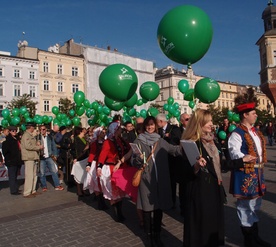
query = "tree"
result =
(59, 98, 74, 114)
(7, 94, 37, 117)
(149, 103, 163, 113)
(207, 105, 229, 126)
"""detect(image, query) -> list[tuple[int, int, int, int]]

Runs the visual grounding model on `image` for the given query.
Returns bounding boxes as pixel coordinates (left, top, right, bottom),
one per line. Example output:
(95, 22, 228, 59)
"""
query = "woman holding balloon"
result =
(181, 109, 256, 247)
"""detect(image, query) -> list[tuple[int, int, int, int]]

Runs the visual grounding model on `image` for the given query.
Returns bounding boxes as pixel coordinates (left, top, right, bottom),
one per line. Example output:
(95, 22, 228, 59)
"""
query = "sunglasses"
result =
(185, 118, 190, 121)
(10, 130, 17, 132)
(41, 128, 46, 131)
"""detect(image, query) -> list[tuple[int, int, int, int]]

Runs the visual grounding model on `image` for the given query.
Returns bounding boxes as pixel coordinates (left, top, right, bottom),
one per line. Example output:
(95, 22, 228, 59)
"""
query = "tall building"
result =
(256, 1, 276, 110)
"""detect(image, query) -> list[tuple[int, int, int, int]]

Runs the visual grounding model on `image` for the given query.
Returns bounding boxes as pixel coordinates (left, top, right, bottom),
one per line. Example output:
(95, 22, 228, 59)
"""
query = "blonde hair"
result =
(181, 109, 212, 141)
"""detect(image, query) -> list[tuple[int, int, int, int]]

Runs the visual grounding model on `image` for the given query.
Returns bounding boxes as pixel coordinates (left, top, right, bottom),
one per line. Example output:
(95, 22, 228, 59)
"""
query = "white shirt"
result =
(42, 135, 49, 158)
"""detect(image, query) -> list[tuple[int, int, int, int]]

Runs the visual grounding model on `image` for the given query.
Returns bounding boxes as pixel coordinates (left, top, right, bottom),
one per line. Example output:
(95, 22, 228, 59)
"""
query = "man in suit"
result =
(156, 113, 182, 210)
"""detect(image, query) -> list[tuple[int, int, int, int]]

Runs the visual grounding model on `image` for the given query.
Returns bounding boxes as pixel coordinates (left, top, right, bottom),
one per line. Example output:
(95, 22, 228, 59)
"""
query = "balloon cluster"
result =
(1, 106, 53, 130)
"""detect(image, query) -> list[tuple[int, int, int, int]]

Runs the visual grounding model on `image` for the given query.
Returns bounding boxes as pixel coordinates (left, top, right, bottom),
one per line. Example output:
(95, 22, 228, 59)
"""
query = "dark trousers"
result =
(7, 166, 20, 194)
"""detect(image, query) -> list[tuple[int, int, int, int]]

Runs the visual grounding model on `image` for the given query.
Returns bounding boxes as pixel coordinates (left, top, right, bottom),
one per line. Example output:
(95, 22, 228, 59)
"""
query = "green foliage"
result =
(207, 105, 230, 126)
(7, 94, 37, 117)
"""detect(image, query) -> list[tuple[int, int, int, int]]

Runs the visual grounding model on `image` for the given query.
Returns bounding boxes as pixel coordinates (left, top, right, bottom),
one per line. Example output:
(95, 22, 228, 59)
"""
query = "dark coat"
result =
(2, 134, 22, 167)
(183, 141, 243, 247)
(71, 136, 89, 161)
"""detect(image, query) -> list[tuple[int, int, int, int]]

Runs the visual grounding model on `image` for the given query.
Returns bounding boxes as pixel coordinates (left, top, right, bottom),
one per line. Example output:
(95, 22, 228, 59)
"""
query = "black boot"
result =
(152, 209, 164, 247)
(241, 226, 262, 247)
(252, 222, 271, 247)
(143, 211, 156, 247)
(112, 201, 125, 222)
(97, 194, 108, 210)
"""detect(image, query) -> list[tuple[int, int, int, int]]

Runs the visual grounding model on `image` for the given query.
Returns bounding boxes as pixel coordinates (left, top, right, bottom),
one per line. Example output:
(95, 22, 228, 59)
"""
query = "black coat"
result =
(183, 141, 243, 247)
(2, 134, 22, 167)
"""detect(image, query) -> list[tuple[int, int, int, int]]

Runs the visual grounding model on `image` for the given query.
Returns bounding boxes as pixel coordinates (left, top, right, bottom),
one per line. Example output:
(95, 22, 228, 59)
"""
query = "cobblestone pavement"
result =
(0, 145, 275, 247)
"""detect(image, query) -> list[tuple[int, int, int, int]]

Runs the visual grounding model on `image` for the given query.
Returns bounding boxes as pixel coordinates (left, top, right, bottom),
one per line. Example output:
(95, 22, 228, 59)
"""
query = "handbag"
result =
(132, 142, 157, 187)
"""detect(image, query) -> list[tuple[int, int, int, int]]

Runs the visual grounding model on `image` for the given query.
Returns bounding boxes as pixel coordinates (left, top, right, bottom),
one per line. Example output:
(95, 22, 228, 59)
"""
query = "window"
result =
(57, 64, 63, 74)
(221, 92, 224, 98)
(160, 93, 164, 101)
(44, 100, 50, 112)
(29, 85, 36, 97)
(0, 84, 3, 96)
(263, 99, 265, 105)
(14, 69, 20, 78)
(72, 67, 78, 76)
(29, 71, 35, 79)
(72, 84, 79, 93)
(43, 80, 49, 91)
(177, 92, 180, 100)
(160, 81, 164, 88)
(14, 85, 21, 96)
(0, 68, 3, 77)
(57, 82, 63, 92)
(43, 62, 49, 72)
(226, 93, 228, 98)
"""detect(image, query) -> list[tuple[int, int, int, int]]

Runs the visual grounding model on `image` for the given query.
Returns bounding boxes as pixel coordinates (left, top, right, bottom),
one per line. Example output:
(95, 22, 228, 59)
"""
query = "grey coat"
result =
(132, 138, 183, 211)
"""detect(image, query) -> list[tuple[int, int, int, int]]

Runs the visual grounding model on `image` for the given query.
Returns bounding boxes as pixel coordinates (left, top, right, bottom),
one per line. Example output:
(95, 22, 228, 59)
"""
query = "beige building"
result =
(17, 43, 85, 116)
(155, 65, 274, 116)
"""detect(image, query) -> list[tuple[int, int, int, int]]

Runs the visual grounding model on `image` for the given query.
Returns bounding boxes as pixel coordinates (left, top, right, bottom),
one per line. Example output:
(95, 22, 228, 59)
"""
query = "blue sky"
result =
(0, 0, 269, 86)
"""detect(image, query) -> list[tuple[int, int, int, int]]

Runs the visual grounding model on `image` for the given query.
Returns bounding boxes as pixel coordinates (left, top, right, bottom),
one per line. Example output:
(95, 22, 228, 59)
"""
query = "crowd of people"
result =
(0, 101, 272, 247)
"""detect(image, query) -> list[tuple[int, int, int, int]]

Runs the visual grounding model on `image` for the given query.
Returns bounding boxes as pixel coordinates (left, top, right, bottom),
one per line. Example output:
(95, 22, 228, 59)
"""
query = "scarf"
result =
(201, 132, 222, 183)
(137, 132, 160, 146)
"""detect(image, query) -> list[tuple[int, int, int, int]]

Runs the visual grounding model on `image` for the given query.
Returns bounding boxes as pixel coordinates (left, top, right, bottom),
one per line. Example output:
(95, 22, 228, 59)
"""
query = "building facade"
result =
(0, 51, 39, 116)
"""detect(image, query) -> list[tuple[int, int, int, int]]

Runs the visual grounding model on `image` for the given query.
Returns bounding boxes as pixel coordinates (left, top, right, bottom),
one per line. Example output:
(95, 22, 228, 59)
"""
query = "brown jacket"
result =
(21, 130, 40, 161)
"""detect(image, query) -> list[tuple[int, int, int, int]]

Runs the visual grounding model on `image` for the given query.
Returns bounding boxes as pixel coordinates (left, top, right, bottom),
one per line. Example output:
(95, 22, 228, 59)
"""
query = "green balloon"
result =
(1, 119, 9, 127)
(83, 99, 90, 108)
(157, 5, 213, 65)
(139, 81, 160, 101)
(1, 109, 10, 119)
(74, 91, 85, 106)
(12, 108, 20, 117)
(42, 115, 49, 123)
(23, 112, 30, 119)
(218, 131, 227, 140)
(103, 106, 111, 115)
(228, 124, 236, 133)
(104, 96, 124, 111)
(99, 64, 138, 102)
(128, 108, 136, 117)
(232, 114, 240, 123)
(136, 99, 144, 106)
(19, 106, 27, 115)
(147, 108, 159, 117)
(184, 89, 194, 101)
(21, 124, 26, 131)
(125, 93, 138, 108)
(140, 109, 147, 119)
(52, 106, 59, 115)
(167, 97, 174, 105)
(163, 104, 169, 111)
(194, 77, 220, 103)
(10, 117, 20, 126)
(76, 106, 85, 116)
(69, 109, 75, 117)
(72, 117, 81, 126)
(188, 101, 195, 109)
(178, 79, 190, 94)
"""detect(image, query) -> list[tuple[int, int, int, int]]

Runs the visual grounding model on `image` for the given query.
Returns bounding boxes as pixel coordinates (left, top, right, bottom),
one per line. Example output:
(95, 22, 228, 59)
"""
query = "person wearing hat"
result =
(21, 122, 44, 198)
(2, 126, 22, 195)
(228, 102, 271, 247)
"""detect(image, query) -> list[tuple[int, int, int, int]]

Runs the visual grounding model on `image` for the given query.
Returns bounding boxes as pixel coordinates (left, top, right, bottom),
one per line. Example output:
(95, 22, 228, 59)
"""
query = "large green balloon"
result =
(125, 93, 138, 108)
(178, 79, 190, 94)
(139, 81, 160, 101)
(194, 77, 220, 103)
(104, 96, 124, 111)
(74, 91, 85, 106)
(157, 5, 213, 65)
(147, 108, 159, 117)
(99, 64, 138, 102)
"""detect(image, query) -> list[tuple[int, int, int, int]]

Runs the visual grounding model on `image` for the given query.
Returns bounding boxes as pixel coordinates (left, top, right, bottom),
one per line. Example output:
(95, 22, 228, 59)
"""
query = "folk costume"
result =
(97, 122, 130, 222)
(228, 102, 271, 247)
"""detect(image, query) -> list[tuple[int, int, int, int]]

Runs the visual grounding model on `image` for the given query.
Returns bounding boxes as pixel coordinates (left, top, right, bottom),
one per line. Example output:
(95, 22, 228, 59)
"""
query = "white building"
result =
(0, 51, 39, 117)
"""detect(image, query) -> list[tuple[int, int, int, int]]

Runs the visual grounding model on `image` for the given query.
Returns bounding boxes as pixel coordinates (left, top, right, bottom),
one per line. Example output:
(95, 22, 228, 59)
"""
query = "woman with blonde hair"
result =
(182, 109, 256, 247)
